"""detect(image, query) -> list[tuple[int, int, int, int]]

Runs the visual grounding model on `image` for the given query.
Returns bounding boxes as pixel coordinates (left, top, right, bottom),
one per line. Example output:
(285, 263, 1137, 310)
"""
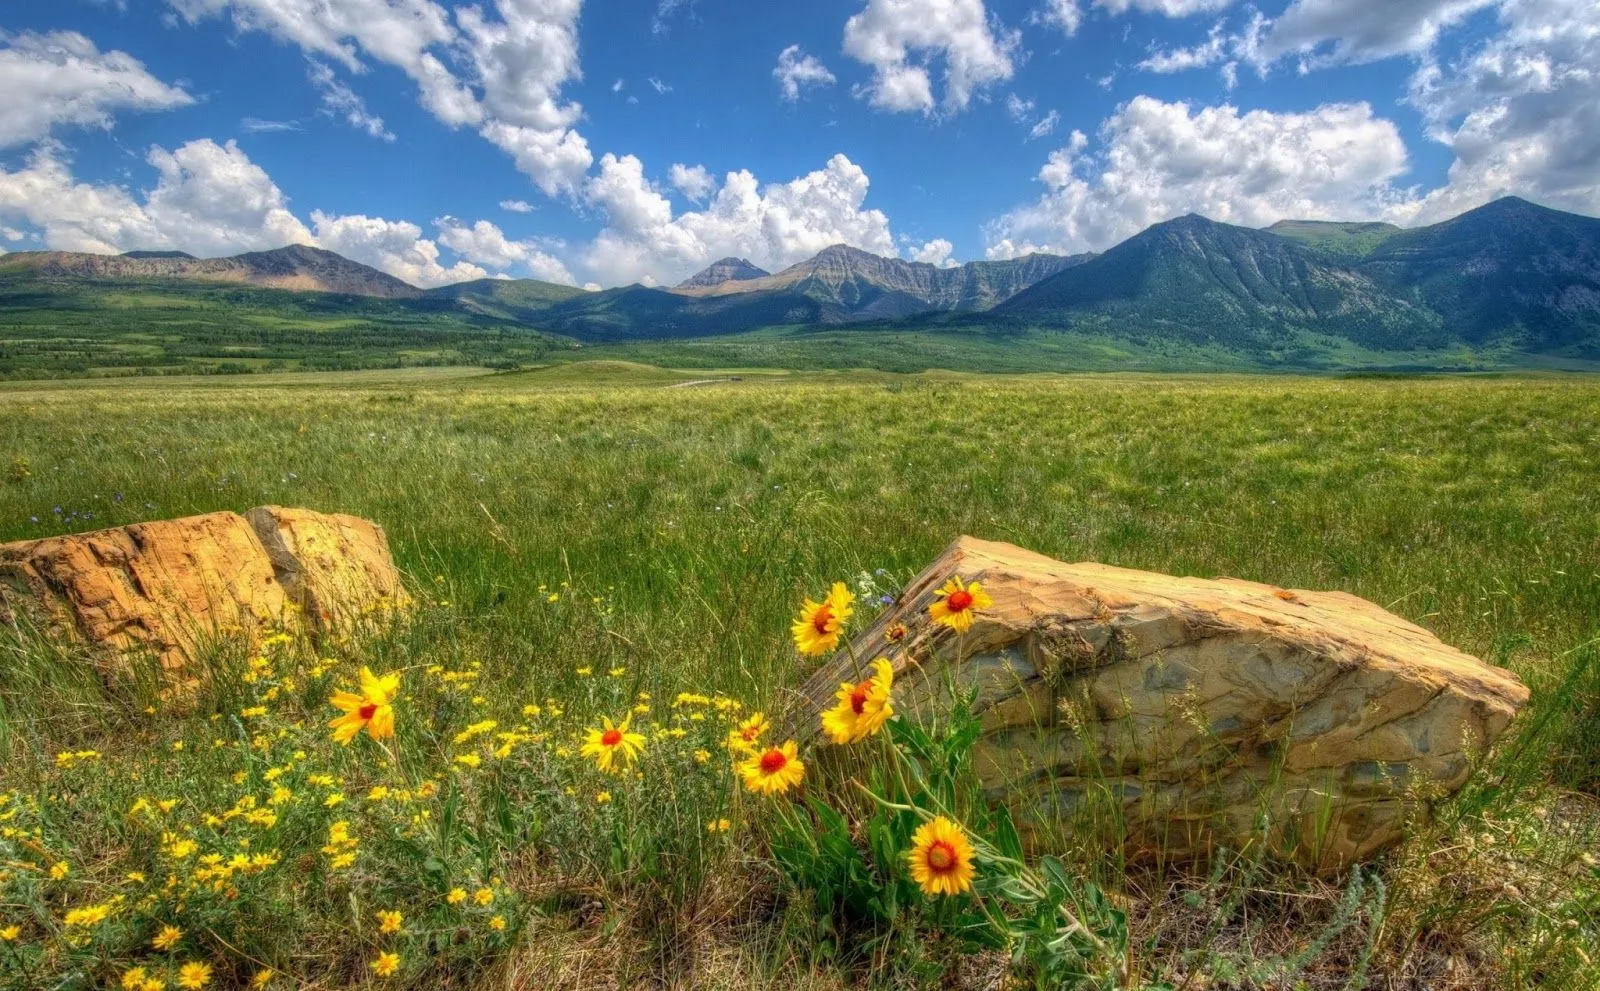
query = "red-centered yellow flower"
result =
(821, 657, 894, 744)
(579, 714, 644, 773)
(726, 712, 770, 753)
(907, 815, 976, 897)
(928, 576, 992, 634)
(738, 740, 805, 795)
(792, 582, 854, 656)
(328, 667, 400, 744)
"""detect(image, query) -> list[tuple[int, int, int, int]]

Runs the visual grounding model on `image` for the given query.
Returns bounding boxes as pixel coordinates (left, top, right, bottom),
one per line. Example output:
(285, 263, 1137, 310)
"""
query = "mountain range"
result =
(3, 195, 1599, 373)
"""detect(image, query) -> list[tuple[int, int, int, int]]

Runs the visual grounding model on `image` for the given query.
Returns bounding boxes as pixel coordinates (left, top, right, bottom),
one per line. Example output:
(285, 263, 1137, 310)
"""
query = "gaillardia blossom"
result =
(328, 667, 400, 744)
(928, 576, 992, 634)
(579, 714, 645, 773)
(739, 740, 805, 795)
(821, 658, 894, 744)
(792, 582, 854, 656)
(726, 711, 770, 753)
(907, 815, 976, 896)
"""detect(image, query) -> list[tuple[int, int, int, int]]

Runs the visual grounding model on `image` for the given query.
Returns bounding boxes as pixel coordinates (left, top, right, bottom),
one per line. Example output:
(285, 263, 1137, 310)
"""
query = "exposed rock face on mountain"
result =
(4, 244, 423, 298)
(997, 215, 1439, 349)
(677, 244, 1088, 322)
(1361, 197, 1600, 349)
(796, 537, 1528, 871)
(676, 257, 770, 289)
(0, 507, 409, 678)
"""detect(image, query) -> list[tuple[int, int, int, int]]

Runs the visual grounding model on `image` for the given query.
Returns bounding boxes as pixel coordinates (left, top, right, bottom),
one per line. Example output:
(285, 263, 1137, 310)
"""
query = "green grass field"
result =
(1, 367, 1597, 989)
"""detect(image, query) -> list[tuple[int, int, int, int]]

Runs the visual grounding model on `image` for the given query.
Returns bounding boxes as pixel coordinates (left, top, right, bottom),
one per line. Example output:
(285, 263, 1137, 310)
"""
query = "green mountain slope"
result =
(1360, 197, 1600, 353)
(1266, 220, 1402, 258)
(994, 214, 1441, 349)
(423, 278, 590, 321)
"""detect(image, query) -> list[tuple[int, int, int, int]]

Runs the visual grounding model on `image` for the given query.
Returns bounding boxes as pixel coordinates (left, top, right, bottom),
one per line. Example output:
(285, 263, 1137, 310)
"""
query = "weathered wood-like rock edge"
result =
(0, 507, 409, 675)
(795, 537, 1529, 871)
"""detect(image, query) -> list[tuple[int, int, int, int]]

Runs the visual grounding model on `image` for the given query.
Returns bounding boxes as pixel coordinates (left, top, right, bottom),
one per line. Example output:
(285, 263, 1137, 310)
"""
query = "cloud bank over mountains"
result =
(0, 0, 1597, 287)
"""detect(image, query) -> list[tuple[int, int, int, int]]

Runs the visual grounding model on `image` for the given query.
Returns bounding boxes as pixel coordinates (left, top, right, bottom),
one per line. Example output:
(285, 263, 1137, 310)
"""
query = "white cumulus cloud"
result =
(581, 153, 896, 286)
(1394, 0, 1600, 223)
(435, 216, 575, 284)
(1260, 0, 1499, 67)
(984, 96, 1412, 257)
(0, 30, 193, 149)
(0, 138, 571, 288)
(0, 139, 313, 255)
(668, 163, 716, 202)
(843, 0, 1019, 114)
(311, 211, 489, 287)
(167, 0, 590, 197)
(908, 237, 958, 266)
(774, 45, 837, 101)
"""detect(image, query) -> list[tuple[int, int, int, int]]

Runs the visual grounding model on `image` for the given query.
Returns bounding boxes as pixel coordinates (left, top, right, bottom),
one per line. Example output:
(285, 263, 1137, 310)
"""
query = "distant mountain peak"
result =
(676, 257, 770, 289)
(122, 250, 195, 260)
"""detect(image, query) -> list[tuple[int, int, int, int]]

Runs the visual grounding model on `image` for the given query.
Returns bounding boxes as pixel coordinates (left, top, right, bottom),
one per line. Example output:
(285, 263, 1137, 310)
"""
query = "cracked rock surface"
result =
(0, 507, 408, 676)
(796, 536, 1529, 870)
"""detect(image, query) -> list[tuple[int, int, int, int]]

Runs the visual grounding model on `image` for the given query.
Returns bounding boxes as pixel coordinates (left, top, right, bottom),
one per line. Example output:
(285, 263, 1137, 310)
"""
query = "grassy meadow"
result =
(1, 365, 1598, 989)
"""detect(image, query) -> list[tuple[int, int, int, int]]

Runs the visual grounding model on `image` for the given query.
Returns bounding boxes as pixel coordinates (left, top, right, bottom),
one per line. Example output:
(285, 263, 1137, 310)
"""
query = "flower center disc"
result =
(811, 604, 833, 634)
(600, 729, 623, 747)
(946, 589, 974, 612)
(358, 703, 378, 720)
(759, 749, 788, 773)
(849, 684, 870, 715)
(926, 841, 956, 872)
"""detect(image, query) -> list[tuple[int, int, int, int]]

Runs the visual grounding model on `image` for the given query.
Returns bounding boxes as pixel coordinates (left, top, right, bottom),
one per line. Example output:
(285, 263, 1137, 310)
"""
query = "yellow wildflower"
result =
(928, 577, 992, 634)
(327, 666, 400, 744)
(738, 741, 805, 795)
(791, 582, 854, 656)
(820, 658, 895, 744)
(579, 714, 645, 773)
(176, 961, 212, 989)
(372, 952, 401, 978)
(152, 924, 183, 950)
(906, 816, 976, 897)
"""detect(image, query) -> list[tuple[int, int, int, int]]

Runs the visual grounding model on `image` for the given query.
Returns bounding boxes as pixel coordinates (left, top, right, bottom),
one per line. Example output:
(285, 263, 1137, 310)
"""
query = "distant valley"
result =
(2, 196, 1598, 377)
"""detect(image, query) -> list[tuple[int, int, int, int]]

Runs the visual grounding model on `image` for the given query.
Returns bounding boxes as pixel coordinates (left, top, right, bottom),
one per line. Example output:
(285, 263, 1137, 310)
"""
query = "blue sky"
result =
(1, 0, 1596, 288)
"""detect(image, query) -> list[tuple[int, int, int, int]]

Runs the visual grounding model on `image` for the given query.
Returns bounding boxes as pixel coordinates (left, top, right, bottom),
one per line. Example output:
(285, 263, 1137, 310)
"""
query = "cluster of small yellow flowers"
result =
(321, 821, 360, 870)
(426, 661, 482, 694)
(452, 719, 499, 745)
(191, 850, 281, 892)
(63, 901, 115, 927)
(54, 750, 103, 768)
(706, 818, 731, 833)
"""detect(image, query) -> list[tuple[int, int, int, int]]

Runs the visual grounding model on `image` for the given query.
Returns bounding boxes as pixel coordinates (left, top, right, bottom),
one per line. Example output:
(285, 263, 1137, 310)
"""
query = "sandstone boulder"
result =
(796, 537, 1529, 870)
(0, 507, 408, 675)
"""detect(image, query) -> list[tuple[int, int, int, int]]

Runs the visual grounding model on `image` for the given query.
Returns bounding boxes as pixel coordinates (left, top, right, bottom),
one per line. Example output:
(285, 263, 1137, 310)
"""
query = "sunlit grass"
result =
(1, 370, 1597, 988)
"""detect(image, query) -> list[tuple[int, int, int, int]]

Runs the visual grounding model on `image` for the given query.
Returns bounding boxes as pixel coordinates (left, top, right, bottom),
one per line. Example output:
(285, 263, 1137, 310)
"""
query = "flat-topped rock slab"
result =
(796, 536, 1529, 870)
